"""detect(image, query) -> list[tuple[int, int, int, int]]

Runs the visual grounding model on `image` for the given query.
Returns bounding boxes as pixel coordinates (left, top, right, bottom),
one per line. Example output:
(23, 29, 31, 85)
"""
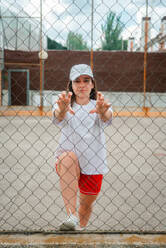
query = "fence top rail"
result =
(0, 106, 166, 118)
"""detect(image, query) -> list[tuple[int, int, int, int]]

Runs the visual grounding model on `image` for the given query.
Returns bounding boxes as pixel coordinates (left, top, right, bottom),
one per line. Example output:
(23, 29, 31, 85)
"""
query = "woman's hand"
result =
(54, 91, 75, 121)
(89, 92, 112, 121)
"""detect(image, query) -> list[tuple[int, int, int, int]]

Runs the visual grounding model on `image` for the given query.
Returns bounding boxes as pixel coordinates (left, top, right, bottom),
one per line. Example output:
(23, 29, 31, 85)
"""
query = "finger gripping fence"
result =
(0, 0, 166, 233)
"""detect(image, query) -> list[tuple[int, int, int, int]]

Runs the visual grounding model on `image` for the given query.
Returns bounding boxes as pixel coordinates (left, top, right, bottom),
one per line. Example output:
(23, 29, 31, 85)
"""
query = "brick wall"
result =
(5, 50, 166, 92)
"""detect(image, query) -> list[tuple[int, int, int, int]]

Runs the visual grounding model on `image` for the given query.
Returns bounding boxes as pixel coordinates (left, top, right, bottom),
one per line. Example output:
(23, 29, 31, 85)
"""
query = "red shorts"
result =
(55, 162, 103, 195)
(79, 173, 103, 195)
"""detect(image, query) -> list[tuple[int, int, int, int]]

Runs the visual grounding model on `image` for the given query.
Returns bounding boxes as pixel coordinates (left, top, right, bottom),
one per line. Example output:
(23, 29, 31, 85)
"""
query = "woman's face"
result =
(72, 75, 94, 101)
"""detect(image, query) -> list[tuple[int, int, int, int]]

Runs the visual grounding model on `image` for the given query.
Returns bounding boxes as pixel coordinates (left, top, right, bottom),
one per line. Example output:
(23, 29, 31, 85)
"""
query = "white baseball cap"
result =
(69, 64, 94, 81)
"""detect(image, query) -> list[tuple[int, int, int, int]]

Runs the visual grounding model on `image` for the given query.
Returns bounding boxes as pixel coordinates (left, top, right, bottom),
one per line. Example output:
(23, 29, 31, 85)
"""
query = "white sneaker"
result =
(76, 226, 86, 231)
(59, 214, 78, 231)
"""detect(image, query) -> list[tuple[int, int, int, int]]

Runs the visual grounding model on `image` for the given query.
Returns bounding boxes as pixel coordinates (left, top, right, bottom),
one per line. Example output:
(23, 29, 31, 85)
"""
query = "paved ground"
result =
(0, 113, 166, 232)
(0, 233, 166, 248)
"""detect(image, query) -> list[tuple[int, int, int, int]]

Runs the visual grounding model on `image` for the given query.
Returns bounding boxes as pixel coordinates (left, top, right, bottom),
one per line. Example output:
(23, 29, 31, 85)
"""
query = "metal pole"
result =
(90, 0, 94, 71)
(0, 70, 2, 106)
(121, 38, 123, 50)
(15, 17, 18, 50)
(28, 24, 31, 50)
(42, 60, 44, 106)
(143, 0, 148, 112)
(0, 16, 4, 106)
(39, 0, 43, 114)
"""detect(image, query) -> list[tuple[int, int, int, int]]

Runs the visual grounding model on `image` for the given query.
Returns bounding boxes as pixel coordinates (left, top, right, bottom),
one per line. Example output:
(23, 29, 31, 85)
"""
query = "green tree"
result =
(47, 36, 67, 50)
(101, 12, 128, 50)
(66, 31, 89, 50)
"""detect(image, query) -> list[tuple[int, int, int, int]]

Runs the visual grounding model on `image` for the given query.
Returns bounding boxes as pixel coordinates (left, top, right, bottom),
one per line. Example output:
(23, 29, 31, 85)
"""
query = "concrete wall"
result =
(2, 89, 165, 108)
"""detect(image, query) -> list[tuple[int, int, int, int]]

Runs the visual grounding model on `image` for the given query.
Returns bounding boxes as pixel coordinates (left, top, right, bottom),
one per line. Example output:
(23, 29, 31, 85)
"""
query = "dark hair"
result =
(66, 78, 98, 107)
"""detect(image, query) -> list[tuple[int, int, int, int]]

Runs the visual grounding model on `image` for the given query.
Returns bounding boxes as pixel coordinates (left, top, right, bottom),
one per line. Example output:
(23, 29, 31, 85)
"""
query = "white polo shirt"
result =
(52, 100, 113, 175)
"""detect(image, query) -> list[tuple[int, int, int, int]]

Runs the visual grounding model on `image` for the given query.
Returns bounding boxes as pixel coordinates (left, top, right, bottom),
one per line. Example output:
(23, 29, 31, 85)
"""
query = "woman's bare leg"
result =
(78, 193, 98, 227)
(56, 151, 80, 216)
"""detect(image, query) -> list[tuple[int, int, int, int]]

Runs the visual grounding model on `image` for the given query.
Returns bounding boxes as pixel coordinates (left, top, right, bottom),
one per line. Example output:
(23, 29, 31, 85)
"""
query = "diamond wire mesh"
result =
(0, 0, 166, 232)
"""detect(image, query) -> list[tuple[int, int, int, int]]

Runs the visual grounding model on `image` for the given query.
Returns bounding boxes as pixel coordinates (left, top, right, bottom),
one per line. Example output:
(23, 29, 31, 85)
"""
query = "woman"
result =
(52, 64, 113, 230)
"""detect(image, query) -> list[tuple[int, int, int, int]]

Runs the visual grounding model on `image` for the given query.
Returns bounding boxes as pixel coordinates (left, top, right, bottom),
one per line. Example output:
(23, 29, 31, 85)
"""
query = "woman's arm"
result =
(98, 108, 112, 122)
(53, 91, 75, 122)
(53, 108, 67, 122)
(89, 92, 112, 122)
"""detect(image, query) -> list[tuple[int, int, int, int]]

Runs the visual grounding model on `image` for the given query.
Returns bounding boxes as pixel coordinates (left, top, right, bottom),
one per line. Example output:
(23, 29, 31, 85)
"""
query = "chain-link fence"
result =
(0, 0, 166, 233)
